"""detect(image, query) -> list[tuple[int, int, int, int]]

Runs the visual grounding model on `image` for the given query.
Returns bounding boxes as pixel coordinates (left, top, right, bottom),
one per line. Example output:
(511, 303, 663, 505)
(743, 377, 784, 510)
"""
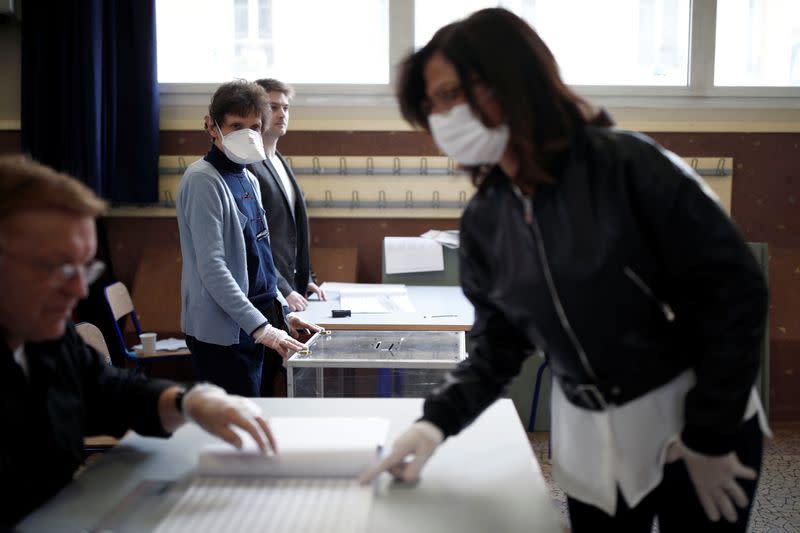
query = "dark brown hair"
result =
(397, 7, 612, 187)
(208, 79, 270, 127)
(0, 154, 107, 222)
(254, 78, 295, 100)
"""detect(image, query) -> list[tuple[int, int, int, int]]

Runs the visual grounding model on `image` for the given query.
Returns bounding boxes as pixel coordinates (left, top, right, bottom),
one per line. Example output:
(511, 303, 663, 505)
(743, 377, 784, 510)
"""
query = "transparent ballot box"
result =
(286, 330, 466, 398)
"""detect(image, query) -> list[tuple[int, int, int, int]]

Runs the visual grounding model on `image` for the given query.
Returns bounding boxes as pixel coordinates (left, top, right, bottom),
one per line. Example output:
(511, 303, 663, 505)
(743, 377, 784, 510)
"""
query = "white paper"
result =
(384, 236, 444, 274)
(132, 338, 188, 352)
(319, 282, 406, 296)
(339, 293, 415, 314)
(153, 478, 372, 533)
(420, 229, 460, 249)
(197, 417, 389, 478)
(319, 283, 415, 314)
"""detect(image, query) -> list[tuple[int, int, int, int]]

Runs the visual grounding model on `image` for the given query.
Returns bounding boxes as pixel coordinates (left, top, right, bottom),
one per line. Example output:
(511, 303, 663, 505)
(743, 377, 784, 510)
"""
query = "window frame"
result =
(158, 0, 800, 113)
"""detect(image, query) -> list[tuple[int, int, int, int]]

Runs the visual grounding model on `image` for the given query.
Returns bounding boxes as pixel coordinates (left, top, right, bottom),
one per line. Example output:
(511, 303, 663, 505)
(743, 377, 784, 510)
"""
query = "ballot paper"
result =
(384, 236, 445, 274)
(324, 283, 415, 314)
(197, 416, 390, 477)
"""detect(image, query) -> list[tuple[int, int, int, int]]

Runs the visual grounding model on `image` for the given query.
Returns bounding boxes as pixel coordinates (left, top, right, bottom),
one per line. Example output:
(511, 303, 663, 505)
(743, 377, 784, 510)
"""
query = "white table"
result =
(18, 398, 563, 533)
(297, 285, 474, 331)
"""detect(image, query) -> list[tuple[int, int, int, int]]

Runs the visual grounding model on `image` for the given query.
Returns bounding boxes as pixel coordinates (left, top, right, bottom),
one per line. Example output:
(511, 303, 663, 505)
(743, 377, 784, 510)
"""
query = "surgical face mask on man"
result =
(215, 122, 266, 165)
(428, 103, 509, 166)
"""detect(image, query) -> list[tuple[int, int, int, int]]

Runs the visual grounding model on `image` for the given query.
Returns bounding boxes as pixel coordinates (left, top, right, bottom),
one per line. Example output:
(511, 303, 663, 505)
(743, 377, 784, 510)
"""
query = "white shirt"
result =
(550, 370, 771, 515)
(270, 153, 296, 219)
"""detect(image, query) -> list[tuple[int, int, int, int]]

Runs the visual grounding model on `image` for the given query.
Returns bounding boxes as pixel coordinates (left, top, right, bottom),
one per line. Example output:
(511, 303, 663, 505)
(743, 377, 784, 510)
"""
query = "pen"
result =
(425, 314, 458, 318)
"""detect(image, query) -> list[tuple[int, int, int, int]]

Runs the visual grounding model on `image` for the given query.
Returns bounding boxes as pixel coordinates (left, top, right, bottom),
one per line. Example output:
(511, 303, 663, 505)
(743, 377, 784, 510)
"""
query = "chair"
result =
(75, 321, 119, 455)
(75, 322, 112, 366)
(103, 281, 190, 374)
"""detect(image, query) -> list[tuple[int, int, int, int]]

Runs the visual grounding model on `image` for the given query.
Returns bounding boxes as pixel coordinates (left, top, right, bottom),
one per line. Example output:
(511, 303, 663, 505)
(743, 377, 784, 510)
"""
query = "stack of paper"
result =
(198, 417, 390, 477)
(320, 282, 415, 314)
(420, 229, 460, 249)
(132, 338, 188, 352)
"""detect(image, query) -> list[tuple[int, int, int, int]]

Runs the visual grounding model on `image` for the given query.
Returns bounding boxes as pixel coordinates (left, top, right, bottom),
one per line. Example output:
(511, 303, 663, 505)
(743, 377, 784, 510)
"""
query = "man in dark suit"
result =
(248, 79, 326, 314)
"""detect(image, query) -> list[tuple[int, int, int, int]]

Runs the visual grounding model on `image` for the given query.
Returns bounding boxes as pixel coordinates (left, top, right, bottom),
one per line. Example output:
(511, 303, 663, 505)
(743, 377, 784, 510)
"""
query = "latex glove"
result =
(286, 313, 323, 338)
(285, 291, 309, 311)
(253, 324, 305, 358)
(665, 438, 757, 523)
(359, 421, 444, 484)
(307, 282, 326, 301)
(182, 383, 277, 454)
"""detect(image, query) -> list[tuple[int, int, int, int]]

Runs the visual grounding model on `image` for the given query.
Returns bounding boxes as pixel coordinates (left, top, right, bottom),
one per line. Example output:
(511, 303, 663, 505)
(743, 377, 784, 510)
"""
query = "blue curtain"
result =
(20, 0, 159, 203)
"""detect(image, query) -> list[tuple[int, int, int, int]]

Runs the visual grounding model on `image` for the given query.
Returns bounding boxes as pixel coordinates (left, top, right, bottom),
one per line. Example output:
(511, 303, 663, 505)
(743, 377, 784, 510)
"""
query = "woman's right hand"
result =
(359, 421, 444, 484)
(253, 324, 305, 358)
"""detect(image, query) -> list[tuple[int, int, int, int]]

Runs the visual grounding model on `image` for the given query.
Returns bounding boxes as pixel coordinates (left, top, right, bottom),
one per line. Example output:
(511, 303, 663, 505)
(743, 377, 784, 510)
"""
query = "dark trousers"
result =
(257, 297, 289, 397)
(186, 333, 264, 397)
(567, 415, 763, 533)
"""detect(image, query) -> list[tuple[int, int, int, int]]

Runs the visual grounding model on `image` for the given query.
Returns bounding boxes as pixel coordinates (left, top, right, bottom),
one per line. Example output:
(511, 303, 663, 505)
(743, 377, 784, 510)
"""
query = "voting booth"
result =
(381, 233, 460, 286)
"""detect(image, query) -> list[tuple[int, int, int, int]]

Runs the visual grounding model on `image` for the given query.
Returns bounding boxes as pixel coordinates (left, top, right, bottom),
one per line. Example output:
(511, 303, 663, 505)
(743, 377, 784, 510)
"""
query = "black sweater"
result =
(0, 322, 173, 527)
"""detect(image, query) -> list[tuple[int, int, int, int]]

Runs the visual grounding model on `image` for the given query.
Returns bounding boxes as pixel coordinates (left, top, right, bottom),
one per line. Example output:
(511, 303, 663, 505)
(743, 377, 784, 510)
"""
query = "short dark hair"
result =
(397, 8, 612, 187)
(0, 154, 107, 222)
(254, 78, 295, 100)
(208, 79, 270, 126)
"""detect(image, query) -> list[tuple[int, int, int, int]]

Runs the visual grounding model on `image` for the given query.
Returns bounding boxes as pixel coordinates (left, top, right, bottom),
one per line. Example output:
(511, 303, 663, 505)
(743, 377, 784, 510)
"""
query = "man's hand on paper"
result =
(359, 421, 444, 484)
(285, 290, 309, 311)
(307, 282, 326, 301)
(183, 383, 277, 454)
(665, 438, 757, 523)
(253, 324, 306, 358)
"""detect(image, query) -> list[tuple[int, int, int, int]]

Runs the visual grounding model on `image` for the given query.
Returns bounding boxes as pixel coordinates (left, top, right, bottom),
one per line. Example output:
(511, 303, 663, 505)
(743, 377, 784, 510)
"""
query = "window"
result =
(416, 0, 690, 86)
(714, 0, 800, 86)
(157, 0, 800, 105)
(156, 0, 389, 84)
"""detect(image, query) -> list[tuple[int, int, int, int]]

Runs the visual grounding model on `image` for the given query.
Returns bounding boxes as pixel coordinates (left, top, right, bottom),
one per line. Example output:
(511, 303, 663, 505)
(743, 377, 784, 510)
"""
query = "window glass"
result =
(414, 0, 691, 86)
(714, 0, 800, 86)
(157, 0, 389, 83)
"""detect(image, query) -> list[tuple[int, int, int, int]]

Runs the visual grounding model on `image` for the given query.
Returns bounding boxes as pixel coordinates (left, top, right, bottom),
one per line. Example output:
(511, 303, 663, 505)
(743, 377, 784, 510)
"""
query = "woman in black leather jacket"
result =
(361, 8, 769, 533)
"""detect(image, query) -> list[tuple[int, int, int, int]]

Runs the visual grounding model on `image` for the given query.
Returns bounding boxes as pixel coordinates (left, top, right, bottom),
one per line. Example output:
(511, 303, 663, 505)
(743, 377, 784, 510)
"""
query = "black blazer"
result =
(248, 152, 314, 297)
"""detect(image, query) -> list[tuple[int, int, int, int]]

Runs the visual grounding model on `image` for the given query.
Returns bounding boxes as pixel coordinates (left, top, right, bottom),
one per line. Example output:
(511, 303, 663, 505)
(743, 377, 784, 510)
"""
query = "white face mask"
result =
(215, 122, 266, 165)
(428, 103, 509, 166)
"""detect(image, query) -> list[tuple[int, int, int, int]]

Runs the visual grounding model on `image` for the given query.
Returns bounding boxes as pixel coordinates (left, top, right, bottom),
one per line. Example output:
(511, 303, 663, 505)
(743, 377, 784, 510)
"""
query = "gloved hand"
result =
(359, 421, 444, 484)
(665, 438, 757, 523)
(182, 383, 277, 454)
(286, 313, 323, 338)
(253, 324, 305, 358)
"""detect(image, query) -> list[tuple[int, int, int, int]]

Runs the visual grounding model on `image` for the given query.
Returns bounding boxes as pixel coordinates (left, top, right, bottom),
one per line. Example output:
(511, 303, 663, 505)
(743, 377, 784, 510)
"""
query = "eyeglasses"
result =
(1, 251, 106, 288)
(53, 260, 106, 287)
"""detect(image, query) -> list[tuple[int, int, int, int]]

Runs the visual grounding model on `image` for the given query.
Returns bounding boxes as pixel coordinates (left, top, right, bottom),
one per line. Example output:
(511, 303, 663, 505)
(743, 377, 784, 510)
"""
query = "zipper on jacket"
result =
(512, 186, 604, 403)
(623, 266, 675, 322)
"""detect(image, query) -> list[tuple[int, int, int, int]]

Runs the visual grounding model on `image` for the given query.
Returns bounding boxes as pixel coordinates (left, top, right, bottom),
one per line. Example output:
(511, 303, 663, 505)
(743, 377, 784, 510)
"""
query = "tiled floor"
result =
(529, 422, 800, 532)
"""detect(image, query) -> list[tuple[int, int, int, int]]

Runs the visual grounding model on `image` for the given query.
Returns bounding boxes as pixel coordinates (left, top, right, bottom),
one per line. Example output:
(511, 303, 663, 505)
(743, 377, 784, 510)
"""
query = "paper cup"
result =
(140, 332, 157, 355)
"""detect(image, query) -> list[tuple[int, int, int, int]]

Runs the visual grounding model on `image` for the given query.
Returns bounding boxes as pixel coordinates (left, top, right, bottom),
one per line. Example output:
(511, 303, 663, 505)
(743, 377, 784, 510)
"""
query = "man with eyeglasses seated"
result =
(0, 154, 279, 529)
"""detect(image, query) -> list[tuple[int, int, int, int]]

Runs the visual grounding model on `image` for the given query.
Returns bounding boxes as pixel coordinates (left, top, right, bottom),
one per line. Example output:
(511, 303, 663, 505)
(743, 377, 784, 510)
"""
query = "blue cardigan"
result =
(177, 159, 284, 345)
